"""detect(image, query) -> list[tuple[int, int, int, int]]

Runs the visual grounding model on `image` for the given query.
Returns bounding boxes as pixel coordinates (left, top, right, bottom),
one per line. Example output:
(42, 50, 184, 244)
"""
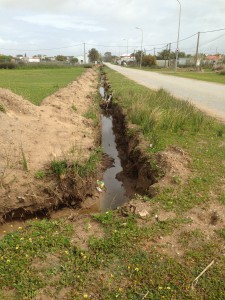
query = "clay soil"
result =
(0, 68, 100, 223)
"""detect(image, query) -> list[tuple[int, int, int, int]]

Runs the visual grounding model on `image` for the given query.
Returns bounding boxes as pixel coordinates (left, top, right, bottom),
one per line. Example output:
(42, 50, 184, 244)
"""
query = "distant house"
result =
(117, 53, 135, 65)
(76, 55, 88, 64)
(206, 55, 220, 64)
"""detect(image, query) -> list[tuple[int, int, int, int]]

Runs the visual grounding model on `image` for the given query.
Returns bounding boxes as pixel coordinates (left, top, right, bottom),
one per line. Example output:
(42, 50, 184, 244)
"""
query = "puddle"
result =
(99, 86, 105, 98)
(100, 113, 127, 211)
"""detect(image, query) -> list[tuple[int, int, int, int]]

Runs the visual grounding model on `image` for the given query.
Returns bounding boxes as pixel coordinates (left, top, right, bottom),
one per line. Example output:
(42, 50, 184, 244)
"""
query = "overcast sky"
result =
(0, 0, 225, 57)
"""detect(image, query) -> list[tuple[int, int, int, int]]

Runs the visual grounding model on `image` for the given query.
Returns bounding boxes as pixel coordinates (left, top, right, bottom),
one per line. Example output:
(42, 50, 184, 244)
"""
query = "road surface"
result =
(105, 63, 225, 123)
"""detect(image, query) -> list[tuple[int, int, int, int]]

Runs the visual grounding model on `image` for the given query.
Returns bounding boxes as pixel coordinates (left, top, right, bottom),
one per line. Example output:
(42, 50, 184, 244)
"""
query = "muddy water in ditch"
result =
(100, 113, 127, 211)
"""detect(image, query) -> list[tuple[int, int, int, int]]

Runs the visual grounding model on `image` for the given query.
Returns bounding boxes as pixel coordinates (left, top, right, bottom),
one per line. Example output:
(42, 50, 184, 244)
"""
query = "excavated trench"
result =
(0, 72, 161, 231)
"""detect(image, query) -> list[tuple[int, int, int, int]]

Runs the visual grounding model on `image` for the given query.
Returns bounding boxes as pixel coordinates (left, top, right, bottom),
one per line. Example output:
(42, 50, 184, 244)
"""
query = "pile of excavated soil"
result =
(0, 68, 99, 223)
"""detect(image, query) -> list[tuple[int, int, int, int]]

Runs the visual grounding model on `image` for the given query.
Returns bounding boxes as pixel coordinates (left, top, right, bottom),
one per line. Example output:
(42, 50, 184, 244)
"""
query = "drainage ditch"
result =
(0, 71, 161, 231)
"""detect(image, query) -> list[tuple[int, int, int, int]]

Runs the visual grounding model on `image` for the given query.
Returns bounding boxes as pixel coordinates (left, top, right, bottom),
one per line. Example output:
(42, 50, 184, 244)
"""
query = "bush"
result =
(142, 55, 156, 67)
(219, 68, 225, 75)
(0, 62, 16, 69)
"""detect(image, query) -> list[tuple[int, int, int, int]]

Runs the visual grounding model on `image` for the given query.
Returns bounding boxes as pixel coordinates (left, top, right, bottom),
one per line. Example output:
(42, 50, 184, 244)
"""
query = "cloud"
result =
(15, 14, 107, 32)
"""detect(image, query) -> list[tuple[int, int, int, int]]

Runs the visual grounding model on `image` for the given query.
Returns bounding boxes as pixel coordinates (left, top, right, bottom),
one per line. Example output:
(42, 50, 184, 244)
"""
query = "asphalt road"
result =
(105, 63, 225, 123)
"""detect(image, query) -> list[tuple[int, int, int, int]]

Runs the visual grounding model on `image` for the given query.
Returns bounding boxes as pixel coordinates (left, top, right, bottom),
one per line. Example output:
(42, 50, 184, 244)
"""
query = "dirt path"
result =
(0, 68, 99, 222)
(105, 63, 225, 123)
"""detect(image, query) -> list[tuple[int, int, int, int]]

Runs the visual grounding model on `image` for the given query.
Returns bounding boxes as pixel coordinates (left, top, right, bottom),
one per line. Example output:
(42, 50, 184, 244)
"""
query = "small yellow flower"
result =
(167, 287, 171, 290)
(6, 259, 10, 263)
(83, 294, 88, 298)
(10, 225, 13, 228)
(16, 246, 19, 250)
(114, 230, 118, 233)
(134, 267, 139, 272)
(20, 237, 24, 240)
(18, 227, 22, 230)
(118, 288, 123, 292)
(158, 286, 163, 290)
(83, 255, 87, 259)
(25, 254, 29, 258)
(77, 275, 80, 278)
(128, 266, 131, 269)
(3, 230, 6, 233)
(28, 238, 32, 242)
(65, 250, 69, 255)
(110, 273, 114, 278)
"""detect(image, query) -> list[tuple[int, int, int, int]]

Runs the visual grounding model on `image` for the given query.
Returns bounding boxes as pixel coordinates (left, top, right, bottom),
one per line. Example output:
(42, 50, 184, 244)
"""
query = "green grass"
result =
(0, 213, 224, 299)
(50, 147, 102, 179)
(0, 67, 85, 105)
(0, 103, 6, 113)
(105, 67, 225, 212)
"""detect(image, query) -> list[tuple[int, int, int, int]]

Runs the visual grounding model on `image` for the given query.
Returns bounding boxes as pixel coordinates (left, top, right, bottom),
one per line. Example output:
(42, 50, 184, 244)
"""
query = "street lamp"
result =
(136, 27, 143, 68)
(175, 0, 181, 72)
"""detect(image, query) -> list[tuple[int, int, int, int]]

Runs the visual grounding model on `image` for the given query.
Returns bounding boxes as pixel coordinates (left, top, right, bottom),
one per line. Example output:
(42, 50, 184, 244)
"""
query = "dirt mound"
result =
(0, 88, 38, 115)
(0, 68, 99, 223)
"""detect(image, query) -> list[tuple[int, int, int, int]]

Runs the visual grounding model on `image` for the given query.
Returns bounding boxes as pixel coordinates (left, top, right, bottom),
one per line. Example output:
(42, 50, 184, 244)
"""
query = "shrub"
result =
(142, 55, 156, 67)
(219, 68, 225, 75)
(0, 62, 16, 69)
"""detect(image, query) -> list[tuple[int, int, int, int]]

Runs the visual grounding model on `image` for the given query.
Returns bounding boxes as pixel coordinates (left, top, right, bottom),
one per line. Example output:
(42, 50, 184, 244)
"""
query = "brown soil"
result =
(0, 68, 99, 223)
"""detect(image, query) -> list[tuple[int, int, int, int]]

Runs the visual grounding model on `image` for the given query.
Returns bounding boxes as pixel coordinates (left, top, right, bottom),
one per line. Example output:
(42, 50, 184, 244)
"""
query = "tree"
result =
(70, 57, 78, 64)
(142, 55, 156, 67)
(103, 52, 112, 62)
(0, 55, 13, 62)
(56, 55, 67, 61)
(88, 48, 100, 63)
(134, 50, 145, 65)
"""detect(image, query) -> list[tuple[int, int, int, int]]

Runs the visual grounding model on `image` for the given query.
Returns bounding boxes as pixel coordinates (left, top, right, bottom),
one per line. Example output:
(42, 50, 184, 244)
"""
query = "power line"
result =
(200, 28, 225, 34)
(1, 28, 225, 53)
(199, 32, 225, 47)
(1, 43, 83, 52)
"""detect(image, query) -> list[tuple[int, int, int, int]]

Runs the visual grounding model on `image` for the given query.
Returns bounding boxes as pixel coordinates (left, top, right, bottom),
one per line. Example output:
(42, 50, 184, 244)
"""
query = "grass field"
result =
(0, 67, 225, 299)
(0, 67, 85, 105)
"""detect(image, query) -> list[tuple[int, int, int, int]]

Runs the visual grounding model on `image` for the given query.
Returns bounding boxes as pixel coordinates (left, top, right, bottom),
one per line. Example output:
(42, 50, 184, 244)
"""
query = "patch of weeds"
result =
(50, 148, 102, 179)
(73, 147, 102, 177)
(34, 170, 46, 179)
(0, 103, 6, 113)
(0, 219, 73, 299)
(84, 109, 97, 120)
(51, 160, 67, 177)
(71, 104, 77, 112)
(216, 127, 224, 137)
(218, 193, 225, 204)
(178, 229, 205, 247)
(216, 229, 225, 239)
(172, 175, 181, 184)
(20, 145, 28, 171)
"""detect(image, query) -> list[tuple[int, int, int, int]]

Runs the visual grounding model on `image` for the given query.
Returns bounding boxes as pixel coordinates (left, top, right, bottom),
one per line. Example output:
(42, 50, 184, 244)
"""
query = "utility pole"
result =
(168, 43, 171, 67)
(195, 32, 200, 68)
(83, 42, 86, 64)
(175, 0, 181, 72)
(165, 44, 168, 68)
